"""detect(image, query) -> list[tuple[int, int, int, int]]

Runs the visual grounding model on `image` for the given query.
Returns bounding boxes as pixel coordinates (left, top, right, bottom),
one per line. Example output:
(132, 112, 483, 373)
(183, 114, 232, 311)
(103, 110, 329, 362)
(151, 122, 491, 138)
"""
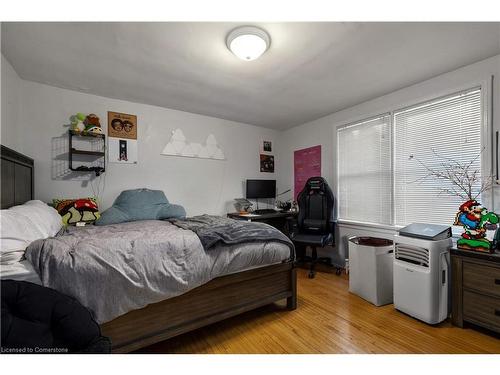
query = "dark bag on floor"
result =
(1, 280, 111, 353)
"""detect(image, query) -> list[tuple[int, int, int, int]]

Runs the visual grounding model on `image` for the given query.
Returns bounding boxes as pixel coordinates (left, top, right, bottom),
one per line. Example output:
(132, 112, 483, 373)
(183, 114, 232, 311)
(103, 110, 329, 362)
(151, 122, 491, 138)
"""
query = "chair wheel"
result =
(308, 271, 315, 278)
(335, 268, 342, 276)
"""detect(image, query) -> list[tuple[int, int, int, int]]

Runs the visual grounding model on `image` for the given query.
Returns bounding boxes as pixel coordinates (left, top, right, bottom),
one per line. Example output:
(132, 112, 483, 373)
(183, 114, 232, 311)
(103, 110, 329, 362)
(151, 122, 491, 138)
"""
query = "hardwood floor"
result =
(138, 267, 500, 354)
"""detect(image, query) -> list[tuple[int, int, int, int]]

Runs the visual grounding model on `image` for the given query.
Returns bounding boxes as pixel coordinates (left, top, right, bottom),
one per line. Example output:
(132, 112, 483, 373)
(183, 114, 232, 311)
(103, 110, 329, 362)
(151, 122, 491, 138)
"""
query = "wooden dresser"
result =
(451, 248, 500, 334)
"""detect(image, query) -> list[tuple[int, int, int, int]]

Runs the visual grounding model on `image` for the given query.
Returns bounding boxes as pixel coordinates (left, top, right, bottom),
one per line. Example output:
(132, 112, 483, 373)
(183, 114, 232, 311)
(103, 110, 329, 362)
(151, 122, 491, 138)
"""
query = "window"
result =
(337, 87, 484, 227)
(394, 88, 483, 226)
(337, 115, 392, 224)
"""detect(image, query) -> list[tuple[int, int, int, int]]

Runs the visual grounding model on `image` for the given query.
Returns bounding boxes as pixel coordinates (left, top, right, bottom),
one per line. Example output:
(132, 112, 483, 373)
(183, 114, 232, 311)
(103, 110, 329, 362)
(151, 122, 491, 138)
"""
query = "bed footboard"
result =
(101, 262, 297, 353)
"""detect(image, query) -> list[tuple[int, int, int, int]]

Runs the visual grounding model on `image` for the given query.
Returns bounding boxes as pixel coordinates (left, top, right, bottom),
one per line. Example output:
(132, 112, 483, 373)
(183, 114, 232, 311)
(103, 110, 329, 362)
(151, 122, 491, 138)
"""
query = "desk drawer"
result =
(463, 262, 500, 298)
(463, 290, 500, 332)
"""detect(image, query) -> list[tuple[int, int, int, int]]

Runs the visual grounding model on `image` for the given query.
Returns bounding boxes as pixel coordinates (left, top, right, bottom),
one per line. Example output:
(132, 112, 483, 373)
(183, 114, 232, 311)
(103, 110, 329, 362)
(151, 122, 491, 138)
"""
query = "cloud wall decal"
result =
(161, 129, 226, 160)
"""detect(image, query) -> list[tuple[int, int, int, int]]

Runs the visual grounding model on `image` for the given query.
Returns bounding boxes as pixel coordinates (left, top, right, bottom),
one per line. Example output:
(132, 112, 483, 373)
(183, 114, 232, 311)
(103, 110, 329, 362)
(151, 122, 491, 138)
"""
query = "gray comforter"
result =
(25, 220, 292, 324)
(169, 215, 294, 255)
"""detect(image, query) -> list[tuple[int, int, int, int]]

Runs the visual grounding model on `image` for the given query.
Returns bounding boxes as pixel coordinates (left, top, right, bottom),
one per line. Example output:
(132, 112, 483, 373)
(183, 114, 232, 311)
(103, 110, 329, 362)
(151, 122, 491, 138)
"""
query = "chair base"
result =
(295, 246, 342, 279)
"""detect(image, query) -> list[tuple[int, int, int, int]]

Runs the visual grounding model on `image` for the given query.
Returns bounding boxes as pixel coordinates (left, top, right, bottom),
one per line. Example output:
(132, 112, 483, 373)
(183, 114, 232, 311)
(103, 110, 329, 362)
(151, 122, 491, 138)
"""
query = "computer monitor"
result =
(246, 179, 276, 199)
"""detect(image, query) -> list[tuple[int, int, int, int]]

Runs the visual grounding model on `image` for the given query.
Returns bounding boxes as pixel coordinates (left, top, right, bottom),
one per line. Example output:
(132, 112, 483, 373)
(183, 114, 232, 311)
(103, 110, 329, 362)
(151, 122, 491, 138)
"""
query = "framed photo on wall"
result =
(260, 154, 274, 173)
(261, 140, 272, 153)
(108, 111, 138, 140)
(108, 138, 138, 164)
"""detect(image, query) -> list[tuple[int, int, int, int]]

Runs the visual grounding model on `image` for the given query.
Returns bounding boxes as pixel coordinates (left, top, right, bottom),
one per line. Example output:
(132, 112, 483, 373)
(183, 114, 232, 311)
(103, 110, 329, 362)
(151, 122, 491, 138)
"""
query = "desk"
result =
(227, 211, 297, 236)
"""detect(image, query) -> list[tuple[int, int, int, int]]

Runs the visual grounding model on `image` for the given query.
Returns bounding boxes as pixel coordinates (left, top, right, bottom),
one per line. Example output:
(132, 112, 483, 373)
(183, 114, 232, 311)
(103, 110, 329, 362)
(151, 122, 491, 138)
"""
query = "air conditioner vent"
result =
(395, 244, 429, 267)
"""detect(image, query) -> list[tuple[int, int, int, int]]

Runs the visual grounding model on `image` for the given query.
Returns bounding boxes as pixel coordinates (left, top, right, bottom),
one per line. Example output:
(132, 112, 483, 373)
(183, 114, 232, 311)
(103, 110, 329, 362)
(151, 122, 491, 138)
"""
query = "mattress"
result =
(0, 260, 42, 285)
(1, 243, 288, 287)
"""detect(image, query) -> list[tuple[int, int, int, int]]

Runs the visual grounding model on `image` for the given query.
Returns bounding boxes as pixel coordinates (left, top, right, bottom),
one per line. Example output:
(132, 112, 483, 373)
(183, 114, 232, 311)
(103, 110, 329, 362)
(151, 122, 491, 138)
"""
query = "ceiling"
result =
(2, 22, 500, 130)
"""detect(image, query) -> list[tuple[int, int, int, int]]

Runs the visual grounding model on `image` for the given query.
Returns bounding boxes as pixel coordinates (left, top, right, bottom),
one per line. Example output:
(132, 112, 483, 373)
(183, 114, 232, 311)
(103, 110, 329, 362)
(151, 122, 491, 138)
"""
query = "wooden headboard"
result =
(1, 145, 34, 209)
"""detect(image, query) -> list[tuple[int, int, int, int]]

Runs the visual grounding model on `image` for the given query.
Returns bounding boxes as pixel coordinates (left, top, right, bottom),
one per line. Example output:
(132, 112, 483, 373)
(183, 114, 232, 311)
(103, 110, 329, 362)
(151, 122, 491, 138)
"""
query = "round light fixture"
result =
(226, 26, 270, 61)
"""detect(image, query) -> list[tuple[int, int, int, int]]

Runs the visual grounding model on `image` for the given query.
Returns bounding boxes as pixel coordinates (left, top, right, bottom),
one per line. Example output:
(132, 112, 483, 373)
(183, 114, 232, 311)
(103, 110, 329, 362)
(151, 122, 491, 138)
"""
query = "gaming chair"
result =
(290, 177, 339, 278)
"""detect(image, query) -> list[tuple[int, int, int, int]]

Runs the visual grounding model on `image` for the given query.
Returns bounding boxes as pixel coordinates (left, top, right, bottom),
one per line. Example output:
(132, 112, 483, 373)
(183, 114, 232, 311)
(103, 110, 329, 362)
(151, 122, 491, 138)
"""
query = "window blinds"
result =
(337, 115, 392, 225)
(393, 88, 483, 226)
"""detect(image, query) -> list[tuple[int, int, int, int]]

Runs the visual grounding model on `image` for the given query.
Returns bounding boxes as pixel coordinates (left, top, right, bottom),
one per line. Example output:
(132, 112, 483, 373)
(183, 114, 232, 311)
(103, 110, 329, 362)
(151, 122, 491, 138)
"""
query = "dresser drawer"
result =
(463, 261, 500, 298)
(463, 290, 500, 332)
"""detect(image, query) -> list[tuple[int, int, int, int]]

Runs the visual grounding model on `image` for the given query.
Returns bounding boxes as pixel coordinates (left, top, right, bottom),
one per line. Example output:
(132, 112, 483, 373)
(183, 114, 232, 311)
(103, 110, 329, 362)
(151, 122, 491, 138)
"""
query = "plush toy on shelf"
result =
(84, 113, 103, 135)
(70, 112, 86, 133)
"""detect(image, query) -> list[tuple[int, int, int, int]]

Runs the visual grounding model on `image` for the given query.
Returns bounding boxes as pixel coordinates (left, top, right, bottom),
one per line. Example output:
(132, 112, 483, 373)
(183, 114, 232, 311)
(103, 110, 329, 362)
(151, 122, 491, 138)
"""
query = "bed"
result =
(0, 145, 297, 353)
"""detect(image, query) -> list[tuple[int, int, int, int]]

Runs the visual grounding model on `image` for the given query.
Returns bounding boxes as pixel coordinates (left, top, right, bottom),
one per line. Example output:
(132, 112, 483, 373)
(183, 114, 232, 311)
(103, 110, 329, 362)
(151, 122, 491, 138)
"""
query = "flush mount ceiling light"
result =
(226, 26, 271, 61)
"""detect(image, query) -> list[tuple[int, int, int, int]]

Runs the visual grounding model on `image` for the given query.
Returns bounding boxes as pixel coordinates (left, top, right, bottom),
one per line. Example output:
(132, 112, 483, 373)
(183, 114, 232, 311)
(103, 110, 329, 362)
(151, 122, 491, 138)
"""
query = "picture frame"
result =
(108, 111, 138, 140)
(260, 154, 274, 173)
(109, 138, 138, 164)
(261, 140, 272, 153)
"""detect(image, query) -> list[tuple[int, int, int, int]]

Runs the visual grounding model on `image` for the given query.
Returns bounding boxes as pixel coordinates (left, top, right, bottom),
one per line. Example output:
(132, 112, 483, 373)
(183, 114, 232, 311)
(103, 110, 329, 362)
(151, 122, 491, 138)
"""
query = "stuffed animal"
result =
(70, 112, 86, 133)
(84, 114, 103, 135)
(54, 198, 101, 225)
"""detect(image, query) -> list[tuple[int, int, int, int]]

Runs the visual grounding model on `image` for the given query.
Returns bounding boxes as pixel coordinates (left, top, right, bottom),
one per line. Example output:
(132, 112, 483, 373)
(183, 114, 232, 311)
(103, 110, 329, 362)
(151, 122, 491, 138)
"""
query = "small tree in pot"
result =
(411, 149, 498, 252)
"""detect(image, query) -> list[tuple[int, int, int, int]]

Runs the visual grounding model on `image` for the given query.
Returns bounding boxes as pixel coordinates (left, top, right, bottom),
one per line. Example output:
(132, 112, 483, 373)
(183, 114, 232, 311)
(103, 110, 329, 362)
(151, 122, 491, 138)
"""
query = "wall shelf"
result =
(68, 130, 106, 176)
(69, 129, 105, 139)
(70, 148, 105, 157)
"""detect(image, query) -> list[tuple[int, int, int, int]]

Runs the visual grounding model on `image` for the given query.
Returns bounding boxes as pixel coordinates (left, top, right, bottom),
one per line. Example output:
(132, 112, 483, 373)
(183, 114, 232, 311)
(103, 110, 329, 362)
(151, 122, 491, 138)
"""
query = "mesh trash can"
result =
(348, 236, 394, 306)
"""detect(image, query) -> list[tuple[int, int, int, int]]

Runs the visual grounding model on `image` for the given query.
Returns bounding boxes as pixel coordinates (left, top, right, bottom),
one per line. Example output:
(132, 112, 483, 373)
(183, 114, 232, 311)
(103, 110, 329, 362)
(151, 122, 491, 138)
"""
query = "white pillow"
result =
(0, 200, 62, 265)
(9, 200, 62, 237)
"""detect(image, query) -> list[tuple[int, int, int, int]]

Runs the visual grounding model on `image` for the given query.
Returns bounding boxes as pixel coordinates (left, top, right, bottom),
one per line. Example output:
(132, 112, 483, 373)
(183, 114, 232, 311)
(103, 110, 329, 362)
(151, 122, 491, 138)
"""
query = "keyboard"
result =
(252, 209, 280, 215)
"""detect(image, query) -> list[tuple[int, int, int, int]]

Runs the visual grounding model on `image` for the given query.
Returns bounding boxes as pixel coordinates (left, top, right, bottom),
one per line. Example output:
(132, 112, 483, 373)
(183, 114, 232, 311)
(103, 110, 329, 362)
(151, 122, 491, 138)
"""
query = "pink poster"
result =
(294, 145, 321, 200)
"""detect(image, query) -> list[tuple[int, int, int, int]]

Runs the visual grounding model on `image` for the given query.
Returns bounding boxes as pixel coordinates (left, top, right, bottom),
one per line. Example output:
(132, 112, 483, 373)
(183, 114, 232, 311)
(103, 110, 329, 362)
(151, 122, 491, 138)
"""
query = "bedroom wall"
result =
(8, 77, 279, 215)
(1, 54, 22, 151)
(278, 54, 500, 266)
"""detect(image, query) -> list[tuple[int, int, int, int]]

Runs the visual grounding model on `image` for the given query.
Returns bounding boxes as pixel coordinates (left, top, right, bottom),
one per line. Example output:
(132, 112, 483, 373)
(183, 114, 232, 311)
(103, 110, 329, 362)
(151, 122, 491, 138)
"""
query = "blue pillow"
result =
(95, 188, 186, 226)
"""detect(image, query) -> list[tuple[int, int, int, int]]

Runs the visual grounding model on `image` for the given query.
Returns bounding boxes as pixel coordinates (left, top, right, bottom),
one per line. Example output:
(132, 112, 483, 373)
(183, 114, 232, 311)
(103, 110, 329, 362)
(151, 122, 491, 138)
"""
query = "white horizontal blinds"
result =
(394, 88, 482, 226)
(338, 115, 392, 224)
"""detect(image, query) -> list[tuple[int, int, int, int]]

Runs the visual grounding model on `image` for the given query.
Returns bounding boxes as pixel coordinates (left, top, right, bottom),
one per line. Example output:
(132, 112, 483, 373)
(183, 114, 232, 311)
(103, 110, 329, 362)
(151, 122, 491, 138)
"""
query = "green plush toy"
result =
(70, 112, 87, 133)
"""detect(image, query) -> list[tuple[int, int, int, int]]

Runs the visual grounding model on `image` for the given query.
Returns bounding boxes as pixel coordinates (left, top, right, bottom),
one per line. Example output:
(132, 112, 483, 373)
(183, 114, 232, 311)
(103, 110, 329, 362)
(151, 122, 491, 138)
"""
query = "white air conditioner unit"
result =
(393, 235, 452, 324)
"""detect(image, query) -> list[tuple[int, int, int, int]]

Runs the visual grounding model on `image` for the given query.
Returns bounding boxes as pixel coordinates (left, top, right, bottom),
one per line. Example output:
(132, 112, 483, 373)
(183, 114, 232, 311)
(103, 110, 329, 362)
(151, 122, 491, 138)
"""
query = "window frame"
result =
(335, 79, 491, 229)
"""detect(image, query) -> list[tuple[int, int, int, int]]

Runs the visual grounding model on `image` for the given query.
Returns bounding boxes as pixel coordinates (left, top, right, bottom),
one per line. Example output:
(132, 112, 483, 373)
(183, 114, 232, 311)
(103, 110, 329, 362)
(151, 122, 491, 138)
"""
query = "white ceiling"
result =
(2, 22, 500, 130)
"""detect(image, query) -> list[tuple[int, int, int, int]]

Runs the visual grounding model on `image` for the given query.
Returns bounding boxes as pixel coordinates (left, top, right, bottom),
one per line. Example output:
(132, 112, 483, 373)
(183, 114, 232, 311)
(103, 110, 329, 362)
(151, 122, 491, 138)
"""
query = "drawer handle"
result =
(495, 279, 500, 285)
(496, 309, 500, 317)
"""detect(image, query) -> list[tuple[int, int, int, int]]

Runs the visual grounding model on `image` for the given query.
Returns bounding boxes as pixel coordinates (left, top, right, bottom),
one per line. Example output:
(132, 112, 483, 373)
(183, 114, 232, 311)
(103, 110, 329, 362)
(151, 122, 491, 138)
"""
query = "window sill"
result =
(336, 219, 399, 232)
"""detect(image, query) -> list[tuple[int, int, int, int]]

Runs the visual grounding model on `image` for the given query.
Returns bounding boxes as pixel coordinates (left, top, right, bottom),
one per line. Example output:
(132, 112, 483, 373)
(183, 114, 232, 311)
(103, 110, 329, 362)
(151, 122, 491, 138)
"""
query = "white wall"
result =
(278, 54, 500, 266)
(4, 51, 500, 263)
(1, 54, 22, 150)
(2, 62, 280, 215)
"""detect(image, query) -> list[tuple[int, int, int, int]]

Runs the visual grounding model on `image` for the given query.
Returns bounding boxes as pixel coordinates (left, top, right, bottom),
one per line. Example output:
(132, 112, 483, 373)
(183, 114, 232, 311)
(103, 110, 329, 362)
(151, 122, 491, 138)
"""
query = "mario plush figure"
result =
(83, 114, 103, 135)
(454, 199, 498, 252)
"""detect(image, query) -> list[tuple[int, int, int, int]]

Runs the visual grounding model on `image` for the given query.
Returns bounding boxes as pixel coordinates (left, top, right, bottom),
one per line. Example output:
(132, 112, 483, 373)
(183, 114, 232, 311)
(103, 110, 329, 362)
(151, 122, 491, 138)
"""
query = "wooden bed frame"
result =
(102, 263, 296, 353)
(0, 144, 297, 353)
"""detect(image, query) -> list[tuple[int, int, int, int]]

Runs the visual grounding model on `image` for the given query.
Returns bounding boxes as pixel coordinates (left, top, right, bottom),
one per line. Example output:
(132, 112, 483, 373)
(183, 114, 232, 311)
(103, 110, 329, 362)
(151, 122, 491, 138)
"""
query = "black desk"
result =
(227, 211, 297, 236)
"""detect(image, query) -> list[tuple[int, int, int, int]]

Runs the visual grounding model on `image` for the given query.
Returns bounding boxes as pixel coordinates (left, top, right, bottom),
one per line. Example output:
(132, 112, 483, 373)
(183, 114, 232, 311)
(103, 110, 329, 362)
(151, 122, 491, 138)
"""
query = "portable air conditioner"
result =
(393, 234, 452, 324)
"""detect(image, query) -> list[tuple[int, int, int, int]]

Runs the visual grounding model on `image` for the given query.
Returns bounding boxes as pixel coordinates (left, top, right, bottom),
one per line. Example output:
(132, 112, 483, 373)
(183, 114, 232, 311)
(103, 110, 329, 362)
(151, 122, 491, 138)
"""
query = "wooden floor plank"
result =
(137, 268, 500, 354)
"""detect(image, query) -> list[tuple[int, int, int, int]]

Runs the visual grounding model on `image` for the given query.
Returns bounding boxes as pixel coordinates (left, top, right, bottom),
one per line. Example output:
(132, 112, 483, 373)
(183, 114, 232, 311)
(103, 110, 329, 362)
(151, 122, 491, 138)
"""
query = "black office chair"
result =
(289, 177, 340, 279)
